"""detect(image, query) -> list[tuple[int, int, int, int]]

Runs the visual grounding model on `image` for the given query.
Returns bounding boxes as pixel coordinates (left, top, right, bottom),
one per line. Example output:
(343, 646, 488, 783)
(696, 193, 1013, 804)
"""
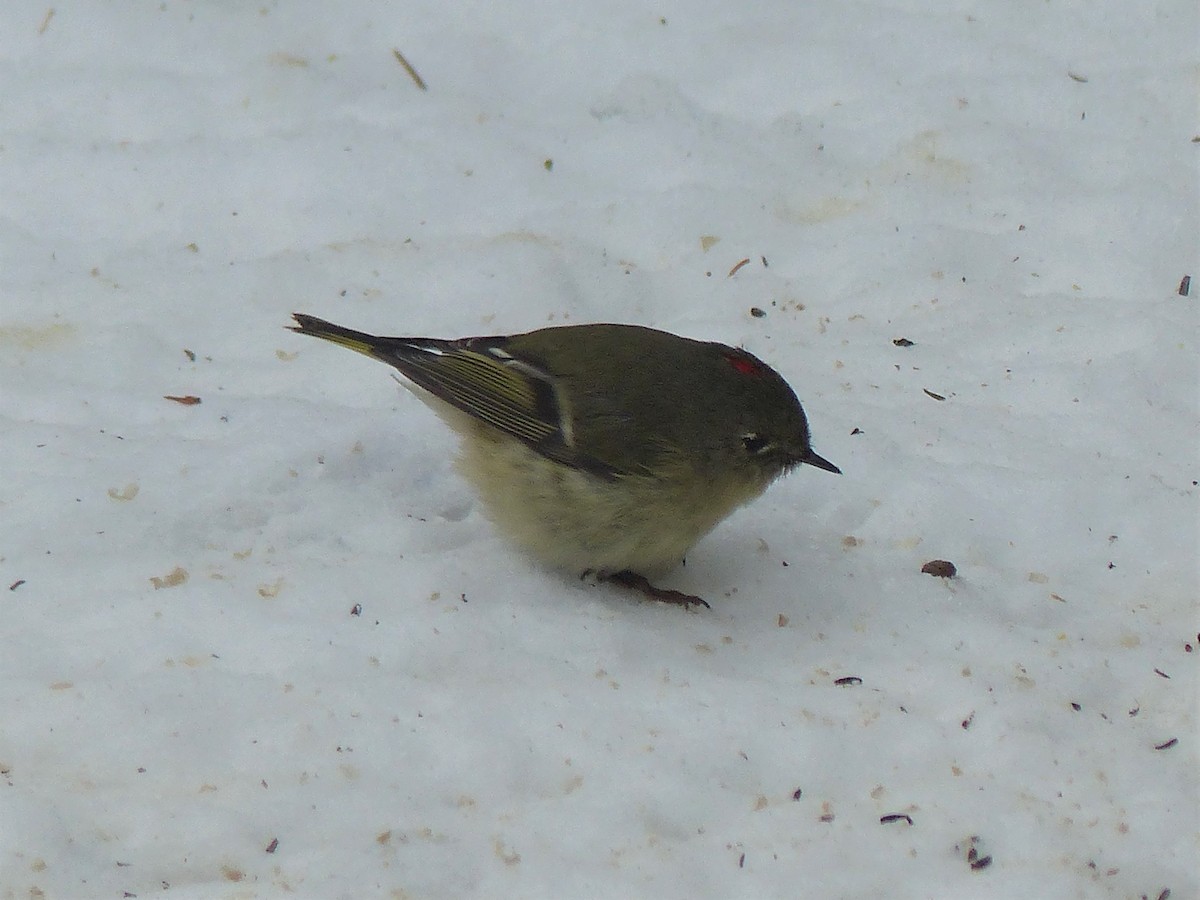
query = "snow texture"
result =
(1, 2, 1196, 898)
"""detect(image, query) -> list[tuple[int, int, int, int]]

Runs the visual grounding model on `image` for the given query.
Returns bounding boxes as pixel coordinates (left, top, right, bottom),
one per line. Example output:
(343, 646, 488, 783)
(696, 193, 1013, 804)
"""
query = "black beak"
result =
(801, 449, 842, 475)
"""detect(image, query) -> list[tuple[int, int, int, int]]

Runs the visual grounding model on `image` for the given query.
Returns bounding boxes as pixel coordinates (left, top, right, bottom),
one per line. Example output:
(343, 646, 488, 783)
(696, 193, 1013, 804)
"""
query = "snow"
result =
(1, 2, 1196, 898)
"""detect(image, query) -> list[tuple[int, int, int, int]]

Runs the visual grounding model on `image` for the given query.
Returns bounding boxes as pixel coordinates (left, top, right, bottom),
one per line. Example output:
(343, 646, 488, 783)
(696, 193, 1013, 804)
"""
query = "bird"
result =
(289, 313, 840, 608)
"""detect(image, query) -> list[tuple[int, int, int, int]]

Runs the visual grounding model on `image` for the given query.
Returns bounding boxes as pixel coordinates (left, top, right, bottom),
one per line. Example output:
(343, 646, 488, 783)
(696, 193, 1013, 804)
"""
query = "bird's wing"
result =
(290, 315, 626, 479)
(394, 339, 628, 480)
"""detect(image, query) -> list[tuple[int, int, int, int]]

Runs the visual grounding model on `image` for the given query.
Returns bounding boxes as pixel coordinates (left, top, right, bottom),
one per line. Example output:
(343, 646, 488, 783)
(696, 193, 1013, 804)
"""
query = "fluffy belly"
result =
(454, 420, 768, 576)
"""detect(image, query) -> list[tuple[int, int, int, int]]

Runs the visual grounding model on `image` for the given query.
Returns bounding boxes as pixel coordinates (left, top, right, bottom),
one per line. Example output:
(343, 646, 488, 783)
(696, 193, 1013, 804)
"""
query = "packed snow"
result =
(1, 2, 1195, 898)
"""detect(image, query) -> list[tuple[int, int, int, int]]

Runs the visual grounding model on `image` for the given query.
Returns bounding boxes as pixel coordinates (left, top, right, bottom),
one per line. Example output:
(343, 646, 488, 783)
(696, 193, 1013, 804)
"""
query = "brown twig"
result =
(392, 48, 428, 91)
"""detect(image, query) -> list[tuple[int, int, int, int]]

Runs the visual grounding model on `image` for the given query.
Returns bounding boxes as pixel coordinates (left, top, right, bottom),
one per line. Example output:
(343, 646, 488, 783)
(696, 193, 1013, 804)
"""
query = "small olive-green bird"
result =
(289, 313, 840, 607)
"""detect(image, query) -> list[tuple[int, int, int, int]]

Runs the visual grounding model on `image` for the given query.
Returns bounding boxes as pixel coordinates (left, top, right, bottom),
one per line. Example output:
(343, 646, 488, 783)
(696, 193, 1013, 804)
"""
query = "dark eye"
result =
(742, 433, 771, 455)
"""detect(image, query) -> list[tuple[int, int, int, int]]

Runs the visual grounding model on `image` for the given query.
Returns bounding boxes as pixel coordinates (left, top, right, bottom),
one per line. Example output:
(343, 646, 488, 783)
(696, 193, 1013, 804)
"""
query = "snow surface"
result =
(1, 2, 1196, 898)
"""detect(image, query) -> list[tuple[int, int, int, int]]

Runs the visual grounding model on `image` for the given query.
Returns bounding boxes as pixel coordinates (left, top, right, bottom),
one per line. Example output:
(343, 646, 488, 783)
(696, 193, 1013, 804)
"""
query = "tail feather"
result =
(289, 313, 462, 364)
(288, 313, 399, 361)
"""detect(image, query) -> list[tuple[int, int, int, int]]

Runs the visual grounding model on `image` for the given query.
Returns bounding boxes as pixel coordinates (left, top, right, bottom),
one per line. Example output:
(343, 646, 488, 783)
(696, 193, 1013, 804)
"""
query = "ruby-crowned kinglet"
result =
(289, 314, 840, 608)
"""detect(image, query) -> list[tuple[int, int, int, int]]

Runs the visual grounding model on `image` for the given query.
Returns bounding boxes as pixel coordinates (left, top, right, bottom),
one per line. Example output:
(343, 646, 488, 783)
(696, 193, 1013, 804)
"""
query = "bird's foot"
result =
(601, 570, 710, 610)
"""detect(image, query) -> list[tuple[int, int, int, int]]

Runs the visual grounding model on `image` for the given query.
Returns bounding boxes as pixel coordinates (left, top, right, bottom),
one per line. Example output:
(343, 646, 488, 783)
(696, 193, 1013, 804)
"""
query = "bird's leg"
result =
(602, 571, 710, 610)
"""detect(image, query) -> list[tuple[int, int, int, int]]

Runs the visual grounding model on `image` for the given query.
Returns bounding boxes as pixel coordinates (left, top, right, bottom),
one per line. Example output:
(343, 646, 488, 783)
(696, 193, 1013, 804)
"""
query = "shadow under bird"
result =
(289, 313, 840, 609)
